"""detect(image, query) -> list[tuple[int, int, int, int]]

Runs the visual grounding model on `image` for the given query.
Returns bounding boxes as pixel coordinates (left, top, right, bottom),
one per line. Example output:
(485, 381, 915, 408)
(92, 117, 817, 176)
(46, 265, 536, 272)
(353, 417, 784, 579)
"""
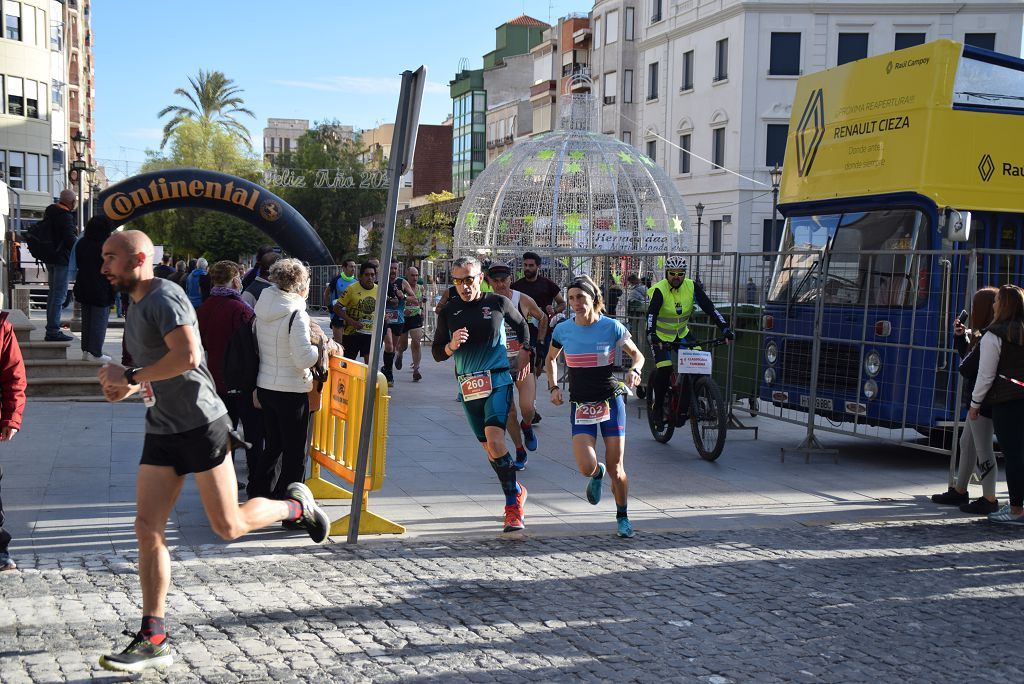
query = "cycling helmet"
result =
(665, 255, 688, 271)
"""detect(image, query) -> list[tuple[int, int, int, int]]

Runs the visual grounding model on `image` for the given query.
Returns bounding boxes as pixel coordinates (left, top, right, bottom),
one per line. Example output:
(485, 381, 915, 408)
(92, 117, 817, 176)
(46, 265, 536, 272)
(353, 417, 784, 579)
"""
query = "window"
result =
(763, 218, 784, 261)
(647, 61, 659, 100)
(26, 153, 39, 192)
(710, 220, 723, 260)
(5, 1, 21, 41)
(51, 79, 62, 108)
(7, 76, 24, 117)
(678, 133, 691, 174)
(712, 127, 725, 168)
(681, 50, 694, 90)
(622, 131, 631, 145)
(594, 16, 601, 49)
(965, 33, 996, 51)
(0, 151, 5, 182)
(50, 16, 62, 50)
(606, 9, 618, 45)
(8, 151, 24, 189)
(715, 38, 729, 81)
(769, 32, 801, 75)
(651, 0, 662, 23)
(22, 2, 34, 45)
(625, 7, 634, 40)
(837, 32, 869, 65)
(623, 69, 633, 103)
(26, 79, 41, 119)
(765, 124, 787, 166)
(646, 139, 657, 162)
(603, 71, 617, 104)
(34, 6, 43, 46)
(895, 32, 925, 50)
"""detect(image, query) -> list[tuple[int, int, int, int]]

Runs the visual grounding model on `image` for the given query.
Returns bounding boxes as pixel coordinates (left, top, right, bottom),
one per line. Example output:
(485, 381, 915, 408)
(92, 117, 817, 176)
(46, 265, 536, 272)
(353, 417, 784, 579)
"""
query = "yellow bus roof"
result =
(781, 39, 1024, 214)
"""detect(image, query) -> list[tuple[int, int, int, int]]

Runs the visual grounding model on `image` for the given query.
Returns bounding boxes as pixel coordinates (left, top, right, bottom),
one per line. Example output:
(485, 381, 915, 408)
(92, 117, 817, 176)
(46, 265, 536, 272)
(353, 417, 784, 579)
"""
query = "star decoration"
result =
(465, 212, 480, 229)
(640, 155, 656, 167)
(565, 161, 582, 174)
(524, 214, 536, 226)
(524, 165, 537, 177)
(565, 212, 582, 235)
(498, 220, 509, 234)
(671, 215, 684, 233)
(598, 163, 612, 174)
(497, 152, 512, 166)
(609, 222, 619, 233)
(617, 150, 634, 164)
(569, 150, 585, 161)
(646, 216, 657, 229)
(537, 149, 555, 161)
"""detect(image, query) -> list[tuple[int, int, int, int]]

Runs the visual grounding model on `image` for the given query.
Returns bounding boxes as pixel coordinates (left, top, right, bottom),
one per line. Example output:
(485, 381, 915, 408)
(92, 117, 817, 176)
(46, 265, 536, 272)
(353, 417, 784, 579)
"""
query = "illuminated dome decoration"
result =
(454, 94, 690, 260)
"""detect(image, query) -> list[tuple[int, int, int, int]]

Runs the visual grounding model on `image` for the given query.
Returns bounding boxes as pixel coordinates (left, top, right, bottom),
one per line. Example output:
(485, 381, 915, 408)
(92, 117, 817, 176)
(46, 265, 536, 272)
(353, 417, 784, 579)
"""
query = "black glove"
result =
(649, 336, 663, 351)
(722, 328, 736, 341)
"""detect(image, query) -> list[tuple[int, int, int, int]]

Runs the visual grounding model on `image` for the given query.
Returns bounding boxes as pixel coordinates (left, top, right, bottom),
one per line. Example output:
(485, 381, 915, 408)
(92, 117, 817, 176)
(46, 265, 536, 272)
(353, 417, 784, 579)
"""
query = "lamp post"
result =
(70, 132, 90, 233)
(694, 201, 705, 279)
(769, 163, 782, 258)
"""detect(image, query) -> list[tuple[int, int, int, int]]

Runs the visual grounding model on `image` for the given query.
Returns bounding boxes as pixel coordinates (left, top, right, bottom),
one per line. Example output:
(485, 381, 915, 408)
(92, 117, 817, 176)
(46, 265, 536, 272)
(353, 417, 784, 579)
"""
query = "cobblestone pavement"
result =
(2, 518, 1022, 682)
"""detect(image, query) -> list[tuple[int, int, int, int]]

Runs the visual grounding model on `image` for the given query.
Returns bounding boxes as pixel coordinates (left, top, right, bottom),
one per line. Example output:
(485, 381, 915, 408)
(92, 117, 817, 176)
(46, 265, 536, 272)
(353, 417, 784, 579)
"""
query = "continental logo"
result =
(796, 88, 825, 177)
(103, 177, 261, 221)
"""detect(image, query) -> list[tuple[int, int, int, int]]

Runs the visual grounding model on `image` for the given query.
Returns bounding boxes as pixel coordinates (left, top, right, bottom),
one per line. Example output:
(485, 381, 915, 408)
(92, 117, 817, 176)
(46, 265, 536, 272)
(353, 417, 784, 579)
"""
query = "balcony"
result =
(603, 95, 616, 105)
(529, 80, 557, 104)
(572, 28, 592, 46)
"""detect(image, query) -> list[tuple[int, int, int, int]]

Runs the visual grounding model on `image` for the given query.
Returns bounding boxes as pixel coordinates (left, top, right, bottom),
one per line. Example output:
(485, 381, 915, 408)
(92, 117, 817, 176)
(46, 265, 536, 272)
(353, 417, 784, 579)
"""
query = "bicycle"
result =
(638, 336, 729, 461)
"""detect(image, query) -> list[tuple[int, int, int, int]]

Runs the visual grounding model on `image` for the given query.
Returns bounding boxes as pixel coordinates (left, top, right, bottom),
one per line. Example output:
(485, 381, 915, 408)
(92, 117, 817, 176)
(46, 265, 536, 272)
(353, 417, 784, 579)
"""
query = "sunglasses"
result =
(666, 270, 687, 277)
(452, 275, 480, 286)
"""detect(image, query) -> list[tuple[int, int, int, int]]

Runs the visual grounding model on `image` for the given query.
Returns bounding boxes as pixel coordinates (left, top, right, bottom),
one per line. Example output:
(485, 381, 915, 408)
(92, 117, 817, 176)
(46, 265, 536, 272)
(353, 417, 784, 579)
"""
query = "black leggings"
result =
(254, 388, 310, 500)
(0, 466, 9, 552)
(993, 399, 1024, 507)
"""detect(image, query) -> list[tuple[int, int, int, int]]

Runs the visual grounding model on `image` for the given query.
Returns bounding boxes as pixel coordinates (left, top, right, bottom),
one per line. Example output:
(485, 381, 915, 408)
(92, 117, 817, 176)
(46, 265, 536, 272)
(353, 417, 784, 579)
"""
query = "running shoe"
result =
(516, 483, 528, 516)
(99, 630, 172, 672)
(514, 449, 528, 471)
(0, 551, 16, 571)
(395, 354, 404, 370)
(931, 487, 969, 505)
(989, 505, 1024, 525)
(586, 463, 606, 505)
(503, 506, 524, 532)
(412, 369, 422, 382)
(522, 423, 538, 451)
(531, 411, 542, 425)
(616, 517, 635, 538)
(960, 497, 999, 515)
(285, 482, 331, 544)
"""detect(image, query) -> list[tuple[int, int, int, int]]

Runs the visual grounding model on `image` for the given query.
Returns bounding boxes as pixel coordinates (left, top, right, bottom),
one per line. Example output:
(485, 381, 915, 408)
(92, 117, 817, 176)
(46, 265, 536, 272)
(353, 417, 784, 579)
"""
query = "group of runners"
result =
(95, 238, 731, 673)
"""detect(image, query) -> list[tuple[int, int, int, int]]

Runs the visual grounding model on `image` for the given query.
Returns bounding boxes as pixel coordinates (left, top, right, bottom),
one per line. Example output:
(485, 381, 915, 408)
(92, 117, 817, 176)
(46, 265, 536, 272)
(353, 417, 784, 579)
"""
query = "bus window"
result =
(768, 209, 927, 306)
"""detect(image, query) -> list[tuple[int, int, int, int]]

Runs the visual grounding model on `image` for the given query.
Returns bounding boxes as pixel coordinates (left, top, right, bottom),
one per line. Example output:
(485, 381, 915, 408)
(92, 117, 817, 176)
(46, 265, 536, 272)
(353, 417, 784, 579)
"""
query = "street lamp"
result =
(769, 164, 783, 258)
(694, 201, 705, 279)
(71, 132, 90, 233)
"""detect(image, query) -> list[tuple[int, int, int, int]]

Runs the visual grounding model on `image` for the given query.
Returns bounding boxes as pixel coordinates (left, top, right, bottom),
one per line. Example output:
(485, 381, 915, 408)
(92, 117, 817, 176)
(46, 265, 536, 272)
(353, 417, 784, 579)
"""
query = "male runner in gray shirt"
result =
(95, 230, 330, 673)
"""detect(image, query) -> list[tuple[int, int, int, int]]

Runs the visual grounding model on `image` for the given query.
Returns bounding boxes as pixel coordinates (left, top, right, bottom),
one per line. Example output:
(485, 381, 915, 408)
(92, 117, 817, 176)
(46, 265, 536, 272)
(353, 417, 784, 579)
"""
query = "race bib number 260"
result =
(458, 371, 493, 402)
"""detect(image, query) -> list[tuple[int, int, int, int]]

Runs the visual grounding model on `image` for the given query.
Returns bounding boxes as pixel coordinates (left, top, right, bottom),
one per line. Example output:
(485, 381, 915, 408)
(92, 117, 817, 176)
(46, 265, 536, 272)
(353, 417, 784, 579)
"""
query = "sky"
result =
(92, 0, 587, 183)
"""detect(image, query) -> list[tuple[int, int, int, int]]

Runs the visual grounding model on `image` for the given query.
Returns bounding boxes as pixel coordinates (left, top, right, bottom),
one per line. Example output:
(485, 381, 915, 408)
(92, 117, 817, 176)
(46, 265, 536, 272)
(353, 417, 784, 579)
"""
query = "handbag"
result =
(958, 345, 980, 383)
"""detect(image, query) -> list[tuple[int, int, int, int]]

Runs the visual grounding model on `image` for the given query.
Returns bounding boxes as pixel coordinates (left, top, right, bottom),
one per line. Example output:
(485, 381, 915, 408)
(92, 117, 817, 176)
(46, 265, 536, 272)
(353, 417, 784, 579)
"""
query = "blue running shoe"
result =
(616, 517, 635, 538)
(586, 463, 606, 505)
(522, 422, 538, 452)
(514, 449, 528, 471)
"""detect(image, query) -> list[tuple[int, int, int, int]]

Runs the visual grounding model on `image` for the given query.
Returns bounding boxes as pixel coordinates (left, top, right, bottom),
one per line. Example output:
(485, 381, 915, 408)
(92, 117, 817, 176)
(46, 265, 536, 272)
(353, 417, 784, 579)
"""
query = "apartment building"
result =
(262, 118, 310, 165)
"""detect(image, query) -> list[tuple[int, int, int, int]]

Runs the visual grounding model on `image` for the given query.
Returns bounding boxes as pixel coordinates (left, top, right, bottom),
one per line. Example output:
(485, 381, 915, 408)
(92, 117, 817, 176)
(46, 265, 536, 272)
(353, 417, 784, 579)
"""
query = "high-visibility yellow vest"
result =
(650, 278, 695, 342)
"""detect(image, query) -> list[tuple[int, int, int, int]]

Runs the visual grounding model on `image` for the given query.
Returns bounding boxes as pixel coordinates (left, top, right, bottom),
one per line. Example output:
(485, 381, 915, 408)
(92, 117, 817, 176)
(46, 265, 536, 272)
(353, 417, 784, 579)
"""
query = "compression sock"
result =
(592, 464, 605, 479)
(489, 453, 520, 505)
(141, 616, 166, 645)
(285, 499, 303, 522)
(383, 352, 395, 375)
(516, 447, 528, 461)
(616, 504, 628, 520)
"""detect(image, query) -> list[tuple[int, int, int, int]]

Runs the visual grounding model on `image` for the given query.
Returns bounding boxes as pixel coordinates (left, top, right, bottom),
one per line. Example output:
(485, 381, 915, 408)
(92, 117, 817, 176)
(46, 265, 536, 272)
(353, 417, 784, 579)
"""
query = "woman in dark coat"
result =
(73, 215, 115, 362)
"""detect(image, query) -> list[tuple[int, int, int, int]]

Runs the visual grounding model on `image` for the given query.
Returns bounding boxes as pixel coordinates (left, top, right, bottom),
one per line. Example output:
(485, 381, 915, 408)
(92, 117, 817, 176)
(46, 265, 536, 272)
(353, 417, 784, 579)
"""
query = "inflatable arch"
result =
(96, 168, 333, 265)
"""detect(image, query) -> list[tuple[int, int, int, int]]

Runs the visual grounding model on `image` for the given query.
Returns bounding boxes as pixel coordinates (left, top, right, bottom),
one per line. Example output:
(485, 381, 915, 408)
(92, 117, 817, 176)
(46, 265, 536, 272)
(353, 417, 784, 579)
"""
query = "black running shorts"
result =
(343, 333, 372, 359)
(403, 315, 424, 333)
(140, 414, 231, 476)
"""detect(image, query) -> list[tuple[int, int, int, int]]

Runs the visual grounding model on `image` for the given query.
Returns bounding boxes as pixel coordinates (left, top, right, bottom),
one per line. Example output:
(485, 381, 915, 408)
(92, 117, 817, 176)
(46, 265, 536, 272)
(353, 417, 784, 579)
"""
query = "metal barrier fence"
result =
(305, 355, 404, 536)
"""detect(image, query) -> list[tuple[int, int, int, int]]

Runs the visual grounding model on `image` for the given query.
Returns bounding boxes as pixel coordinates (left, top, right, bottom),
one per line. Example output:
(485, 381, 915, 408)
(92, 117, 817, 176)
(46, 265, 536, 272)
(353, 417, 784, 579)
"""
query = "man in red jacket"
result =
(0, 310, 27, 571)
(196, 261, 264, 498)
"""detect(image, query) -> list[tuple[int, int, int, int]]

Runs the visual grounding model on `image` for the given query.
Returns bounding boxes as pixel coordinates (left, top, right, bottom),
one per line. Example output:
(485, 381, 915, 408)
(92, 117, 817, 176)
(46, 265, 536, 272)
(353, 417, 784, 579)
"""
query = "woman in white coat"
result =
(253, 258, 321, 501)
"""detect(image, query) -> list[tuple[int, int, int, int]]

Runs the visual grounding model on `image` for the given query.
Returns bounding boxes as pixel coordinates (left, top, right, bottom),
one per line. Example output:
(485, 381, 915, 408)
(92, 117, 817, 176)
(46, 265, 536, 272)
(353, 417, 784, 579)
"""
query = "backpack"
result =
(25, 215, 58, 263)
(222, 311, 259, 395)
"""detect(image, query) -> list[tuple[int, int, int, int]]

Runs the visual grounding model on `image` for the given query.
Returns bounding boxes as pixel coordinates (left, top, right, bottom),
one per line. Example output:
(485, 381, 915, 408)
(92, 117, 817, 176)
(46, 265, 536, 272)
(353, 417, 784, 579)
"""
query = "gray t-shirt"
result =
(124, 278, 226, 434)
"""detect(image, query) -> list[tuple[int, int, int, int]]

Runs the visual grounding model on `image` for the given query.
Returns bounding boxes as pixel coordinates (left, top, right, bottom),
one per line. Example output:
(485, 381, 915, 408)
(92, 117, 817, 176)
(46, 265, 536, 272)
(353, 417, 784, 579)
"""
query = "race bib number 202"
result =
(574, 400, 610, 425)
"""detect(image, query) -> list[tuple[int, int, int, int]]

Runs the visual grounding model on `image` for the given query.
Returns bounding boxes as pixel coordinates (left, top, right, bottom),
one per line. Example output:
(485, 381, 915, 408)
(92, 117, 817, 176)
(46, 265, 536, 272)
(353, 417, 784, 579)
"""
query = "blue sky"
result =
(93, 0, 587, 182)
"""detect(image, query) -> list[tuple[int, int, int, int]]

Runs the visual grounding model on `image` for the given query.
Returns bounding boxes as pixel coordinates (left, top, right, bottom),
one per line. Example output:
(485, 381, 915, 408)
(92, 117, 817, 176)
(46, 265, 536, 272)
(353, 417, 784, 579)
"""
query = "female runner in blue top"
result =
(544, 275, 644, 538)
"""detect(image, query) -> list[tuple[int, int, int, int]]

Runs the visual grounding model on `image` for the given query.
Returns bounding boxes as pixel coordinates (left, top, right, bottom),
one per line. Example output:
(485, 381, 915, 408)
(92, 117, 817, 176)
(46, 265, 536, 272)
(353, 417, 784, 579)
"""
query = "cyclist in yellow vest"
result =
(646, 256, 734, 431)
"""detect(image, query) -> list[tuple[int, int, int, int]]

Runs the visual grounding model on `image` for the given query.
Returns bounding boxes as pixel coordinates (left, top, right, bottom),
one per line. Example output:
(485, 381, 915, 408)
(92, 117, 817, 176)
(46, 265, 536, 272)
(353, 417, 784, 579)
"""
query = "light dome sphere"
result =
(454, 117, 691, 261)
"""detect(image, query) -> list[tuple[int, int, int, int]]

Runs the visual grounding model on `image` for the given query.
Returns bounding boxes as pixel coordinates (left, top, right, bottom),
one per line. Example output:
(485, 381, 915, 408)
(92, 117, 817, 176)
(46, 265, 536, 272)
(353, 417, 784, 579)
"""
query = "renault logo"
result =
(796, 88, 825, 177)
(979, 154, 995, 182)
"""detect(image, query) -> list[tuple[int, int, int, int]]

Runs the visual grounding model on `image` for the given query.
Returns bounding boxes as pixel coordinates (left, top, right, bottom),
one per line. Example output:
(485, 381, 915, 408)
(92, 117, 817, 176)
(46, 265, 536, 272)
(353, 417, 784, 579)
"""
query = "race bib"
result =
(385, 310, 400, 322)
(574, 400, 610, 425)
(458, 370, 493, 402)
(678, 350, 713, 375)
(140, 381, 156, 407)
(358, 318, 373, 333)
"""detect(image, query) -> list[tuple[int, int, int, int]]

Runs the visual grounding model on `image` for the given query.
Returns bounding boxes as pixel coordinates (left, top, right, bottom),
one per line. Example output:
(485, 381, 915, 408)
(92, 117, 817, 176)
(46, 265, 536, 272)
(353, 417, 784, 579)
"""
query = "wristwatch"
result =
(124, 367, 141, 385)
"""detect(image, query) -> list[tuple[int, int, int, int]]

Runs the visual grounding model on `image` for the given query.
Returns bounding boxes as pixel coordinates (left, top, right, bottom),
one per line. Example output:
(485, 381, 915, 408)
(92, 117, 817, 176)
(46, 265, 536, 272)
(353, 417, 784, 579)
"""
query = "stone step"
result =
(4, 309, 35, 345)
(24, 358, 107, 378)
(19, 340, 71, 360)
(26, 376, 103, 398)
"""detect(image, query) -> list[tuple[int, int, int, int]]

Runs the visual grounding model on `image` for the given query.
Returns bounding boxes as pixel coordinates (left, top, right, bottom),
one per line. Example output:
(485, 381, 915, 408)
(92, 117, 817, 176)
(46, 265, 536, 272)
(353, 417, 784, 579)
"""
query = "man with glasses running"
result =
(647, 256, 734, 432)
(433, 256, 533, 533)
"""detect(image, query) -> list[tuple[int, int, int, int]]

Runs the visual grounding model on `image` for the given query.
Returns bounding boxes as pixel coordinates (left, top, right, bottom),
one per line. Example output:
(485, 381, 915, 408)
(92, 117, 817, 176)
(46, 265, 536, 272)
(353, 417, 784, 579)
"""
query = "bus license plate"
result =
(799, 395, 833, 411)
(678, 350, 713, 375)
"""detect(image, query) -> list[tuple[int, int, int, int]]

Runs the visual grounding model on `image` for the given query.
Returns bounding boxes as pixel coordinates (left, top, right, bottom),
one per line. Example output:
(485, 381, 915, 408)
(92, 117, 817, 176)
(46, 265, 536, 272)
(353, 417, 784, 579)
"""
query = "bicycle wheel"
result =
(690, 376, 727, 461)
(646, 376, 674, 443)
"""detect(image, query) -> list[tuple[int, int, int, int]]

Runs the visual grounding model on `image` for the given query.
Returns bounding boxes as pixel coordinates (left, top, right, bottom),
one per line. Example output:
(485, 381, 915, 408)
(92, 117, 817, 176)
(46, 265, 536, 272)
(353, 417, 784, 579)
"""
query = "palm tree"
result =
(157, 70, 255, 149)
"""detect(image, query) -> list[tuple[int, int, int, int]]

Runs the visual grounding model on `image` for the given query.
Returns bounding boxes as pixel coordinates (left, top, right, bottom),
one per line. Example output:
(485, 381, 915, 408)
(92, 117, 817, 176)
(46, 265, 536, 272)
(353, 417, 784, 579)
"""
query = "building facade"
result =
(1, 0, 94, 222)
(530, 14, 593, 137)
(262, 118, 309, 165)
(591, 0, 1024, 268)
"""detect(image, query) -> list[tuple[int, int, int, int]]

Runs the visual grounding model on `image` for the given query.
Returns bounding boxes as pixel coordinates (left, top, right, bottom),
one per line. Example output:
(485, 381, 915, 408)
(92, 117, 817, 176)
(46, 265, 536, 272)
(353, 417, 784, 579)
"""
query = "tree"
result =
(396, 191, 456, 260)
(271, 123, 387, 260)
(157, 70, 255, 149)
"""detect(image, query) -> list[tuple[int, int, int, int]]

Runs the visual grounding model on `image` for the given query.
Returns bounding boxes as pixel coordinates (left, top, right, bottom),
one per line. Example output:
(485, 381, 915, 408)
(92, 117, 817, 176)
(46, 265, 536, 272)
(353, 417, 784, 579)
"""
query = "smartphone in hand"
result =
(957, 309, 969, 325)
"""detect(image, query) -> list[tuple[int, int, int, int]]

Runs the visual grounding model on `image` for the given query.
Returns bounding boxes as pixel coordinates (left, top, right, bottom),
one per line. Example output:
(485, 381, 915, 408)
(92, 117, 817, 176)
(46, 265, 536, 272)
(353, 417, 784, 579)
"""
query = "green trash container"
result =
(689, 304, 762, 407)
